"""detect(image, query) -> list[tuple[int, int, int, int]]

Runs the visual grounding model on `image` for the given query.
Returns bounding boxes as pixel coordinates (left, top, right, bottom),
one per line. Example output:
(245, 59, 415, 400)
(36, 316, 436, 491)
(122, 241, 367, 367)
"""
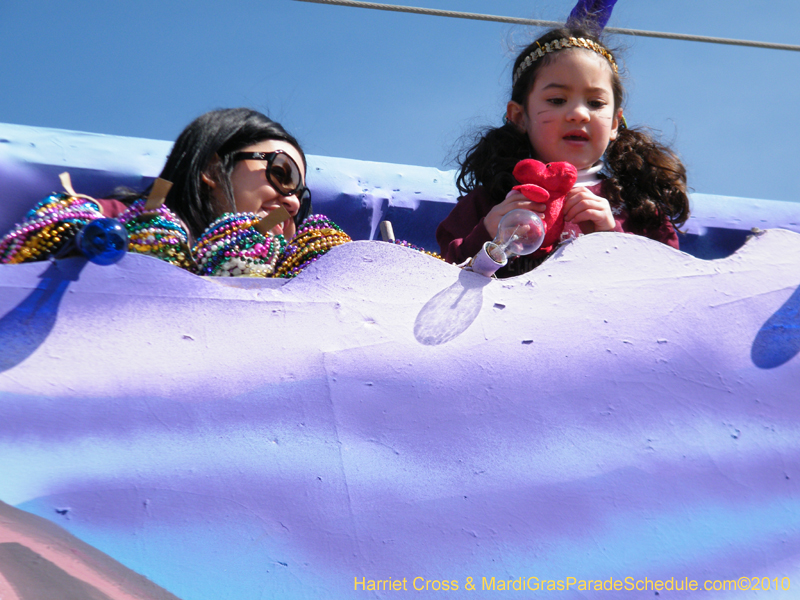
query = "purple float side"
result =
(1, 230, 799, 598)
(1, 123, 799, 598)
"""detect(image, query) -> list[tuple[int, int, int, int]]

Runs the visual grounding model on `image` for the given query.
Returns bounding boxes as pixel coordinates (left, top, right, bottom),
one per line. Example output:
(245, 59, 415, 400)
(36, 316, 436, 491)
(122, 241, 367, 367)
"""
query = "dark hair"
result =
(456, 26, 689, 232)
(116, 108, 310, 241)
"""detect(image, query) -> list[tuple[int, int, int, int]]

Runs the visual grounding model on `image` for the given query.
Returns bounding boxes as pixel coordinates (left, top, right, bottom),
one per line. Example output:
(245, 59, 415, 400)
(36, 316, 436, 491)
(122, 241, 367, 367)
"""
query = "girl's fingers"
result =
(563, 190, 612, 224)
(521, 201, 548, 214)
(504, 189, 526, 202)
(565, 206, 615, 232)
(502, 192, 548, 214)
(564, 201, 599, 222)
(486, 198, 547, 236)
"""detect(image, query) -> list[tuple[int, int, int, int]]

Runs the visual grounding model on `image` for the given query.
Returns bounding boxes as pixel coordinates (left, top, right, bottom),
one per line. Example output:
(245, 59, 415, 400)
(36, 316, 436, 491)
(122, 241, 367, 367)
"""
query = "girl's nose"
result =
(281, 193, 301, 217)
(566, 102, 590, 122)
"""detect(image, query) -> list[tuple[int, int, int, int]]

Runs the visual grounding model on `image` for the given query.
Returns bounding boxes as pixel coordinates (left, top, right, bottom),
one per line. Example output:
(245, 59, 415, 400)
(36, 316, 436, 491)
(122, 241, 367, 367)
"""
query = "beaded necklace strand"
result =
(1, 182, 443, 277)
(0, 194, 104, 264)
(274, 215, 352, 278)
(193, 212, 286, 277)
(118, 199, 196, 271)
(391, 239, 443, 261)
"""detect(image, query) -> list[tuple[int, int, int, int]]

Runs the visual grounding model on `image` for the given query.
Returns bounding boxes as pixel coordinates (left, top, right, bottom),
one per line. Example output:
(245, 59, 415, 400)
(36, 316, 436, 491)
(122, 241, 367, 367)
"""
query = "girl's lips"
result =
(563, 131, 590, 142)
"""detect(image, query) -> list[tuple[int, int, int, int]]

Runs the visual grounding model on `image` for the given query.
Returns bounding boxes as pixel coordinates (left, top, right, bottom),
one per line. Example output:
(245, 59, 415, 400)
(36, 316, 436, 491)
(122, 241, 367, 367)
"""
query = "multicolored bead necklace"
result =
(0, 172, 439, 279)
(274, 215, 352, 278)
(118, 198, 196, 271)
(193, 212, 286, 277)
(0, 194, 104, 264)
(391, 239, 444, 261)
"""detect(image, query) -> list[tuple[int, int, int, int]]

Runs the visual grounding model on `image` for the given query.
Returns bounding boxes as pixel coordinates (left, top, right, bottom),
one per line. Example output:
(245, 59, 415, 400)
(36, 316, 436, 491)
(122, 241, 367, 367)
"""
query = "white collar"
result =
(574, 162, 604, 187)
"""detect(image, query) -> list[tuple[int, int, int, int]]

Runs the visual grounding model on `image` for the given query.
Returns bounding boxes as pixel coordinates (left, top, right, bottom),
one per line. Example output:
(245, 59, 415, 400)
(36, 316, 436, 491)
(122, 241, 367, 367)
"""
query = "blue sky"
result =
(2, 0, 799, 203)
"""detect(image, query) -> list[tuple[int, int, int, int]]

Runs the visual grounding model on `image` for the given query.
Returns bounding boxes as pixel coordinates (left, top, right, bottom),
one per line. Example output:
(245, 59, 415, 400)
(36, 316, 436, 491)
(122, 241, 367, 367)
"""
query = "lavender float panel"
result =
(1, 231, 798, 599)
(2, 122, 800, 257)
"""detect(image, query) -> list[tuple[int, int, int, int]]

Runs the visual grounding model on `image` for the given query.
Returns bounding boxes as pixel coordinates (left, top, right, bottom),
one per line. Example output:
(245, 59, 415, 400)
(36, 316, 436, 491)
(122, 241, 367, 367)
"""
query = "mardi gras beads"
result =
(391, 239, 444, 261)
(379, 219, 443, 261)
(193, 212, 286, 277)
(0, 194, 104, 264)
(118, 199, 196, 272)
(274, 214, 352, 278)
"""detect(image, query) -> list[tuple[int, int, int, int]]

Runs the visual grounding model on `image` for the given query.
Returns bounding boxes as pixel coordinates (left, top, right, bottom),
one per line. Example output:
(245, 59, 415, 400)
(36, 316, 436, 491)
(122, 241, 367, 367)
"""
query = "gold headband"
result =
(513, 37, 618, 86)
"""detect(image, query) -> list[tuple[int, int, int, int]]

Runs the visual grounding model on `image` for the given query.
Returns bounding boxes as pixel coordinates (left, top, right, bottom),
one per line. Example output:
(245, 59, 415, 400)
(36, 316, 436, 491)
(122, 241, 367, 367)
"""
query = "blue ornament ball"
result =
(77, 218, 128, 265)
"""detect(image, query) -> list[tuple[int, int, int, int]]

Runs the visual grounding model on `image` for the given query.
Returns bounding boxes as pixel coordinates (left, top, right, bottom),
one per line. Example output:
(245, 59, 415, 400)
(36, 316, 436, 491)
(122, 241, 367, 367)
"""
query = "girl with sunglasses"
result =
(1, 108, 351, 276)
(159, 107, 311, 243)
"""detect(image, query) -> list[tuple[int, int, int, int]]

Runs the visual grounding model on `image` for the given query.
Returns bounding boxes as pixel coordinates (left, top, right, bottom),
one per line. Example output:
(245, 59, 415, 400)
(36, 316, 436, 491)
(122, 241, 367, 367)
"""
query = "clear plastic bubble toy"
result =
(471, 209, 546, 277)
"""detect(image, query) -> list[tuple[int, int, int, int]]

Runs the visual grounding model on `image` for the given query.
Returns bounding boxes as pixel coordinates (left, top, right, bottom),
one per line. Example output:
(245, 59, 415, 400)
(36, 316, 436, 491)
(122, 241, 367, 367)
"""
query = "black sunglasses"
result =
(232, 150, 311, 206)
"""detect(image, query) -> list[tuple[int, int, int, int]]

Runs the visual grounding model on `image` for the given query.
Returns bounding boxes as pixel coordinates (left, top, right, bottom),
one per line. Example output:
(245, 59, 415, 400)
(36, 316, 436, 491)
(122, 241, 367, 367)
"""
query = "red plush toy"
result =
(512, 160, 578, 253)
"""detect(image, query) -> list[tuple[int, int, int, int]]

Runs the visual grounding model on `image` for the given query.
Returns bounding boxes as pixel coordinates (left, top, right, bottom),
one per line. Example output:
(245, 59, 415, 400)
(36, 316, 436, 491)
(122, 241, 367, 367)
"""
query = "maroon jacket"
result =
(436, 182, 679, 276)
(97, 198, 129, 218)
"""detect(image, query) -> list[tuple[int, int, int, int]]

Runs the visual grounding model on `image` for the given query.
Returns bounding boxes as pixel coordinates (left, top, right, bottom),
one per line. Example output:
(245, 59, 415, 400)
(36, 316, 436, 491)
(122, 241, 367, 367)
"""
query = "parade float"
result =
(1, 115, 799, 600)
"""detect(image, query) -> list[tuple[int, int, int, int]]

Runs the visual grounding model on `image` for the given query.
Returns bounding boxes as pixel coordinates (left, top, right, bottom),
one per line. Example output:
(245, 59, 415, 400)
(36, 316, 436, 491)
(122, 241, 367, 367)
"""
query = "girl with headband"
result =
(437, 25, 690, 277)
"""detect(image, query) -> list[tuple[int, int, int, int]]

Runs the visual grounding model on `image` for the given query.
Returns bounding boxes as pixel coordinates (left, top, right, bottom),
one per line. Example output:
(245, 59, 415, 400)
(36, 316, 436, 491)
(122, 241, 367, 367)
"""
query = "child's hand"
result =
(563, 187, 616, 234)
(484, 190, 548, 238)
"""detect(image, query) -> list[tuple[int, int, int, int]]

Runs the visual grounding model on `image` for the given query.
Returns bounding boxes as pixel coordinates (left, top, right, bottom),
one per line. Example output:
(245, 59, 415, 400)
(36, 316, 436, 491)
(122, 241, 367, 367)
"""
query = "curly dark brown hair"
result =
(456, 25, 690, 232)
